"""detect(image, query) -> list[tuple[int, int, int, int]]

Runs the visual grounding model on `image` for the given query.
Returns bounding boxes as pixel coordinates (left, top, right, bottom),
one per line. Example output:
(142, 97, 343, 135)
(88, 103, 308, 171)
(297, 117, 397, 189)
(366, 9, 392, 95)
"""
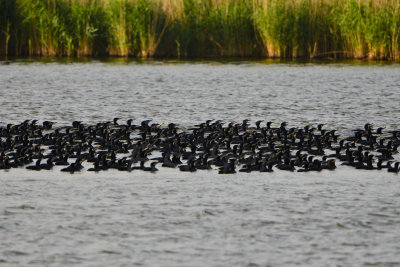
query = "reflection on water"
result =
(0, 59, 400, 266)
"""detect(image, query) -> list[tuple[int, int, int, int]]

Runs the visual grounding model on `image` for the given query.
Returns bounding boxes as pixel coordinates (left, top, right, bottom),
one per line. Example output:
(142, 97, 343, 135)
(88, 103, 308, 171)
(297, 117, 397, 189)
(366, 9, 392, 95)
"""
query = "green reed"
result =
(1, 0, 400, 60)
(0, 1, 17, 56)
(151, 0, 262, 58)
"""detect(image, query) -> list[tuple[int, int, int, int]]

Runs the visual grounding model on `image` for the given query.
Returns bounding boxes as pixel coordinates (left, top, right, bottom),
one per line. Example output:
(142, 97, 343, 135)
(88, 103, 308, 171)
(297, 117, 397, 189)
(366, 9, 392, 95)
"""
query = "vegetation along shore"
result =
(1, 0, 400, 60)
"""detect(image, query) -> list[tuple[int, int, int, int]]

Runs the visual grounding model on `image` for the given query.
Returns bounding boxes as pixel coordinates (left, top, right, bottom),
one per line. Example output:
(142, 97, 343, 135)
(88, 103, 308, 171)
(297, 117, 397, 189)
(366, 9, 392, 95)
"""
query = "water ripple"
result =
(1, 61, 400, 266)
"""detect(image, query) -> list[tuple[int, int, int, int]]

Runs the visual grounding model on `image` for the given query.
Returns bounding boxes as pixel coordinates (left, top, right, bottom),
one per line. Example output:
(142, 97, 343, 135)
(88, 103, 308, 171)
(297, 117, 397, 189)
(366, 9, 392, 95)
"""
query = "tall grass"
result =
(1, 0, 400, 60)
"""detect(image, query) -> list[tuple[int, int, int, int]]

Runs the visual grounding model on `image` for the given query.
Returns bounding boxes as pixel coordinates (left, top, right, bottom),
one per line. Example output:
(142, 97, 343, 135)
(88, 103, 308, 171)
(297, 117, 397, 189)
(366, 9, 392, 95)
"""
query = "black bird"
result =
(88, 161, 104, 172)
(322, 159, 336, 170)
(40, 157, 54, 170)
(259, 161, 274, 172)
(0, 158, 12, 170)
(26, 157, 43, 171)
(388, 162, 400, 173)
(143, 162, 158, 172)
(61, 158, 84, 173)
(277, 159, 295, 171)
(219, 159, 236, 174)
(179, 160, 197, 172)
(1, 118, 399, 175)
(297, 162, 310, 172)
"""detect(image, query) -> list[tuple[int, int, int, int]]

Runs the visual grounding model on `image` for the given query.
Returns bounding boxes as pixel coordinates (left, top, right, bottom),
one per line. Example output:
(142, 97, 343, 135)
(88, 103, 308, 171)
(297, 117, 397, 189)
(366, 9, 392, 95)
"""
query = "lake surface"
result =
(1, 59, 400, 266)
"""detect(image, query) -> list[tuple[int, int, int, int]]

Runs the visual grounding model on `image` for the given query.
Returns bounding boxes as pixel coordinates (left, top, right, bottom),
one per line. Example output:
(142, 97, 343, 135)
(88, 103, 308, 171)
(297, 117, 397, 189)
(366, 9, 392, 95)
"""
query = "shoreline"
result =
(1, 56, 399, 64)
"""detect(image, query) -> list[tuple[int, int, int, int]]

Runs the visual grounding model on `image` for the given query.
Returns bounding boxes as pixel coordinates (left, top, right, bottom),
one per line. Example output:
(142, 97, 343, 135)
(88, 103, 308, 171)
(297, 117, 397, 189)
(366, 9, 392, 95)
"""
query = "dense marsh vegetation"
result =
(1, 0, 400, 60)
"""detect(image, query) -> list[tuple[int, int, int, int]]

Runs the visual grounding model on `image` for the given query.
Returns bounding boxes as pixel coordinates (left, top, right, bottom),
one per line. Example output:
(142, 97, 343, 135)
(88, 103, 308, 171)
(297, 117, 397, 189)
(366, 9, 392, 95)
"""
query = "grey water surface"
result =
(1, 59, 400, 266)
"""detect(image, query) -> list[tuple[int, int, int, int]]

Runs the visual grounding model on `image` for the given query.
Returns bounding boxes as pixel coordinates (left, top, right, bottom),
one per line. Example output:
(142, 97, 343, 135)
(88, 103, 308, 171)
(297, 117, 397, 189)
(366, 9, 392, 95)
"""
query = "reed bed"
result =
(1, 0, 400, 60)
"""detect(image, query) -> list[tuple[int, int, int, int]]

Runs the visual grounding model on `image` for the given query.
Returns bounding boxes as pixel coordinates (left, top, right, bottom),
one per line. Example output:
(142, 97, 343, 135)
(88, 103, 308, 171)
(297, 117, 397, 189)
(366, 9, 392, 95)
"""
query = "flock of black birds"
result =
(0, 118, 399, 174)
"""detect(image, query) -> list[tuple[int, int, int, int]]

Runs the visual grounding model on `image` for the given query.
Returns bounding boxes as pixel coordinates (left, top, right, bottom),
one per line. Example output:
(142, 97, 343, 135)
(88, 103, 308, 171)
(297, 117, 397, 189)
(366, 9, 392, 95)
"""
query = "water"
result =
(1, 59, 400, 266)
